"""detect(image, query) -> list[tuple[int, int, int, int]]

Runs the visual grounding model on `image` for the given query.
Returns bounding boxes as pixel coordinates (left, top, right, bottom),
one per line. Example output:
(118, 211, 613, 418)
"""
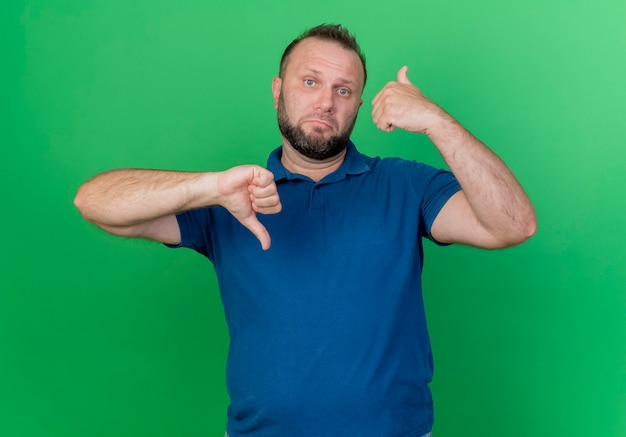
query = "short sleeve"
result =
(409, 162, 461, 245)
(164, 208, 214, 260)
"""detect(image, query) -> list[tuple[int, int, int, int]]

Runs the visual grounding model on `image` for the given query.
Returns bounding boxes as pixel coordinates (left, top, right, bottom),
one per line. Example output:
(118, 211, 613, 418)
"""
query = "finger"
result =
(371, 88, 383, 109)
(371, 101, 380, 123)
(371, 80, 396, 108)
(240, 215, 272, 250)
(251, 193, 282, 213)
(380, 123, 395, 133)
(371, 91, 388, 122)
(249, 175, 282, 213)
(397, 66, 412, 85)
(371, 102, 394, 133)
(252, 167, 276, 188)
(249, 181, 278, 198)
(373, 114, 395, 132)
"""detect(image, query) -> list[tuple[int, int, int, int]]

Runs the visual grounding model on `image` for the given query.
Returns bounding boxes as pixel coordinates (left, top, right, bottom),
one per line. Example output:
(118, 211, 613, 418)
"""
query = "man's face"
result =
(272, 38, 364, 161)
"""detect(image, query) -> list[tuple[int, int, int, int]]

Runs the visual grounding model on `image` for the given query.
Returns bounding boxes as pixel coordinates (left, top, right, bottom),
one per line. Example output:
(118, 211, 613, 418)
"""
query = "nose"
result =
(314, 87, 334, 113)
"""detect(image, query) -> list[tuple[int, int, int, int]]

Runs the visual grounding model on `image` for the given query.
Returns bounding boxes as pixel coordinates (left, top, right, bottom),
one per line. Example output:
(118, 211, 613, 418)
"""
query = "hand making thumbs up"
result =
(371, 66, 446, 135)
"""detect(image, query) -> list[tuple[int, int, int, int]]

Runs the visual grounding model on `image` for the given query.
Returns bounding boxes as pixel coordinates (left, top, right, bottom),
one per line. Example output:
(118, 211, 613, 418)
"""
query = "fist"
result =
(371, 66, 442, 134)
(217, 165, 282, 250)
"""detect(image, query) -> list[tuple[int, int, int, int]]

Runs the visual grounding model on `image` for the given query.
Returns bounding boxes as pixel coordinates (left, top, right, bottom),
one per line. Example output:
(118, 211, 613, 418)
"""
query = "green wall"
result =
(2, 1, 624, 436)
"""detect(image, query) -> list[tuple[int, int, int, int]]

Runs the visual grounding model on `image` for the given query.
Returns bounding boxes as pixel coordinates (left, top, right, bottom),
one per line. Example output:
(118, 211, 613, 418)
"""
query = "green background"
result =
(2, 0, 625, 436)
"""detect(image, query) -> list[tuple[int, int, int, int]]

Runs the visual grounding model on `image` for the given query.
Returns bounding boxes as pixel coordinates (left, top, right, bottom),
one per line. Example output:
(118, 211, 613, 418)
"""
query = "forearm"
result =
(427, 115, 537, 244)
(74, 168, 217, 228)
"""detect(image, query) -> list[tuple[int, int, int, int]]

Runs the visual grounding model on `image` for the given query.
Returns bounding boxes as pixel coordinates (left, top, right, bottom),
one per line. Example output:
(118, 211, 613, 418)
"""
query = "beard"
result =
(277, 93, 358, 161)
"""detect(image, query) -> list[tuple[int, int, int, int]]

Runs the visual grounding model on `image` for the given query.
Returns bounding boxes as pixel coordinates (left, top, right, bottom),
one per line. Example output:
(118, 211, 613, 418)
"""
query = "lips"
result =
(303, 116, 335, 130)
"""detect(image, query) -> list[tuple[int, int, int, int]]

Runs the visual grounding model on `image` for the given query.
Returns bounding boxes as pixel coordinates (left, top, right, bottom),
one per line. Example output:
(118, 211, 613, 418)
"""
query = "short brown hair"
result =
(279, 23, 367, 88)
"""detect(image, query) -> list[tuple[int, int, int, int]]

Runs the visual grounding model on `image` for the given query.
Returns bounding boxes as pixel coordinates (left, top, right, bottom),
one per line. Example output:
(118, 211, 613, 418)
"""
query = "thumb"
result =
(397, 66, 412, 85)
(241, 215, 272, 250)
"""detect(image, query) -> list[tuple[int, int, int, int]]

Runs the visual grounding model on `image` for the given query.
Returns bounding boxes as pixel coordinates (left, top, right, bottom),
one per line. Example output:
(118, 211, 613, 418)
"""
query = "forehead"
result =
(284, 38, 364, 85)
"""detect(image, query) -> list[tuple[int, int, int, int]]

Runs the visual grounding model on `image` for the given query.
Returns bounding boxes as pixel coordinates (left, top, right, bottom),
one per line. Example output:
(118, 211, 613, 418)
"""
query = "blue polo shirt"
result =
(172, 141, 461, 436)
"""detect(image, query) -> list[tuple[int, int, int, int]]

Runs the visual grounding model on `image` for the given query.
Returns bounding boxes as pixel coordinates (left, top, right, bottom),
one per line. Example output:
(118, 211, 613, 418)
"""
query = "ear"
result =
(271, 77, 282, 109)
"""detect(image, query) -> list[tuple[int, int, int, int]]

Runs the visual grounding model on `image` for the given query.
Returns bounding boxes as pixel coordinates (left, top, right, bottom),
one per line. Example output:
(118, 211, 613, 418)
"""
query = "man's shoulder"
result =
(358, 152, 421, 176)
(352, 144, 446, 178)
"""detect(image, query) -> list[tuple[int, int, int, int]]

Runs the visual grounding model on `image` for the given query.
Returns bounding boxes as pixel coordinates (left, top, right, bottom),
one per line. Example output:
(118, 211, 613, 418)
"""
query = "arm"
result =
(74, 166, 282, 250)
(372, 66, 537, 249)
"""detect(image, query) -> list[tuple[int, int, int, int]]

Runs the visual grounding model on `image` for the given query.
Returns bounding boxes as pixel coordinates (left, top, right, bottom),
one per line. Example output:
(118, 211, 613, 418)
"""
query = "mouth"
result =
(303, 118, 335, 130)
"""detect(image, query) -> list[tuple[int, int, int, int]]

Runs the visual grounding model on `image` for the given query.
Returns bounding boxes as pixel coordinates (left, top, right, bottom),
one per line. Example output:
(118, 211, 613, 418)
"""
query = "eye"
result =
(304, 79, 316, 87)
(337, 88, 351, 96)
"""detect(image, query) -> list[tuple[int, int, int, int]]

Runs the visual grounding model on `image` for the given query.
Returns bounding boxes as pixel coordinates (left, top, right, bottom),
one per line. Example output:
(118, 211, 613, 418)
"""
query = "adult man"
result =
(75, 24, 536, 437)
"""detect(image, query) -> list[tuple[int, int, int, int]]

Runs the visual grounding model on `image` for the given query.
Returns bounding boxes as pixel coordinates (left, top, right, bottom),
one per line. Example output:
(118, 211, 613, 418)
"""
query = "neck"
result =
(280, 141, 347, 182)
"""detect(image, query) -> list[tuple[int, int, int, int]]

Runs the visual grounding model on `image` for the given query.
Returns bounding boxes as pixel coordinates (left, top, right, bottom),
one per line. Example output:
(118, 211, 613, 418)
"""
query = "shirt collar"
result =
(267, 141, 371, 183)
